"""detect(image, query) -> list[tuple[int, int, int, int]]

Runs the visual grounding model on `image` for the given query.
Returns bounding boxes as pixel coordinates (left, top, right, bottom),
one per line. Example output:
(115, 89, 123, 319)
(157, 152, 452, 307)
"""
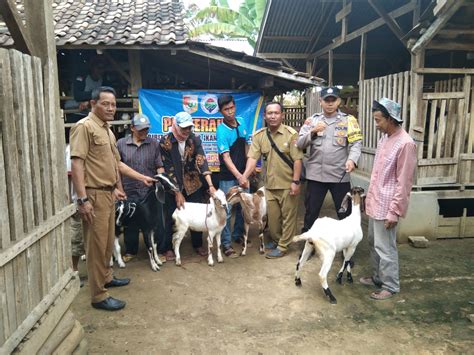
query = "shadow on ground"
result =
(72, 194, 474, 353)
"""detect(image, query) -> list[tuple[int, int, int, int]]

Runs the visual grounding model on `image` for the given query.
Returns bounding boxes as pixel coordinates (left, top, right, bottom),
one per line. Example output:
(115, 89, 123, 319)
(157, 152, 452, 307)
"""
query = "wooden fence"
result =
(283, 106, 306, 129)
(0, 49, 81, 353)
(357, 71, 412, 176)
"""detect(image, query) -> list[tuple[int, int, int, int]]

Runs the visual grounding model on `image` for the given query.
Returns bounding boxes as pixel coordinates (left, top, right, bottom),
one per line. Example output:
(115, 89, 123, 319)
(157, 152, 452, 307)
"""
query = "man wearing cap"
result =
(360, 98, 416, 300)
(71, 86, 155, 311)
(297, 86, 362, 233)
(241, 102, 303, 258)
(159, 111, 217, 257)
(216, 95, 251, 258)
(117, 114, 165, 262)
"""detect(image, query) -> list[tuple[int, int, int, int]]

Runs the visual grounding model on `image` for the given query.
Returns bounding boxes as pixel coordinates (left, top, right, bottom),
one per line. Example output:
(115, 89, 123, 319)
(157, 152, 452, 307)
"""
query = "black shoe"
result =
(91, 297, 126, 311)
(104, 277, 130, 288)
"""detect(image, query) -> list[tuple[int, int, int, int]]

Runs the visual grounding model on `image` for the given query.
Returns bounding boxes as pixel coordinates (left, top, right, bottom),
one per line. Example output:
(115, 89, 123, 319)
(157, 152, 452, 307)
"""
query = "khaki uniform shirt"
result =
(297, 111, 362, 183)
(248, 124, 303, 189)
(70, 112, 120, 188)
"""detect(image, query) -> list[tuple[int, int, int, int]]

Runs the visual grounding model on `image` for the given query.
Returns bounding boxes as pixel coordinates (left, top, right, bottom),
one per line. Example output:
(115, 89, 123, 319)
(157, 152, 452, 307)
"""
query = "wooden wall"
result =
(0, 48, 79, 353)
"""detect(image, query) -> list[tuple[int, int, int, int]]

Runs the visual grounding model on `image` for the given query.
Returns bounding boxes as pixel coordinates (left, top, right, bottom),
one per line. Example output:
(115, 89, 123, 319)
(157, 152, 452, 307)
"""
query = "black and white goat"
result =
(115, 173, 178, 271)
(293, 186, 365, 304)
(172, 189, 228, 266)
(226, 186, 267, 255)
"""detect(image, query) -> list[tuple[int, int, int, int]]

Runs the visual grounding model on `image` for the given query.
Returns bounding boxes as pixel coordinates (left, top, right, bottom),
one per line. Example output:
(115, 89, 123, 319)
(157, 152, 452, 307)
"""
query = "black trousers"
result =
(302, 180, 352, 233)
(160, 188, 204, 253)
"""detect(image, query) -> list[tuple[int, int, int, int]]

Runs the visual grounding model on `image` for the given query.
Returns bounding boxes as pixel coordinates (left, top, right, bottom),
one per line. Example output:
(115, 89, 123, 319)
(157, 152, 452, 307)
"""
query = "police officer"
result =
(241, 102, 303, 259)
(297, 86, 362, 233)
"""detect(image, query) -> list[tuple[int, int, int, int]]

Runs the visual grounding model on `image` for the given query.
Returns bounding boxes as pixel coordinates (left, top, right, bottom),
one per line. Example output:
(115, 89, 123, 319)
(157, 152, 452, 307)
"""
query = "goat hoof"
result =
(295, 278, 302, 287)
(336, 273, 343, 284)
(118, 263, 126, 269)
(175, 260, 181, 266)
(259, 249, 265, 255)
(347, 275, 353, 284)
(329, 296, 337, 304)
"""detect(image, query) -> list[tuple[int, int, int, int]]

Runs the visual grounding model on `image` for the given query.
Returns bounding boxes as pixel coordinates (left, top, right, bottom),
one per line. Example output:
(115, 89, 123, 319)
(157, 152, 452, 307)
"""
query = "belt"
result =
(86, 186, 116, 192)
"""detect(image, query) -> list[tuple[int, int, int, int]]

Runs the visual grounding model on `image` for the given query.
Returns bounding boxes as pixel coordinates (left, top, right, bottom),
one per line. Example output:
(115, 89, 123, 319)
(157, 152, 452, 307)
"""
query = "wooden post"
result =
(128, 50, 142, 110)
(409, 50, 425, 167)
(306, 60, 313, 76)
(341, 0, 348, 43)
(359, 33, 366, 84)
(328, 50, 333, 86)
(0, 0, 36, 55)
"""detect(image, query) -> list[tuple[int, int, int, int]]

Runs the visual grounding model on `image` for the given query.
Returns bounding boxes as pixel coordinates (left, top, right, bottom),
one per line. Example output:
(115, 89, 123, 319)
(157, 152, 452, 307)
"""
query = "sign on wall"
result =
(138, 90, 264, 171)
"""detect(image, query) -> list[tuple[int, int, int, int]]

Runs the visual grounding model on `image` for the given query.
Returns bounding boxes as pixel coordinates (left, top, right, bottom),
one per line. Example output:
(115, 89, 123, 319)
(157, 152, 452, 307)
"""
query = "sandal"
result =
(370, 289, 394, 300)
(195, 247, 208, 257)
(224, 246, 238, 258)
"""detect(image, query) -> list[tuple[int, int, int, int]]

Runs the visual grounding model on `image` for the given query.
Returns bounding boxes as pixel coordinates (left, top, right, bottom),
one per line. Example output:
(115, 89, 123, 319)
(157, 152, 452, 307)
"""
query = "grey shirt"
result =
(297, 111, 362, 183)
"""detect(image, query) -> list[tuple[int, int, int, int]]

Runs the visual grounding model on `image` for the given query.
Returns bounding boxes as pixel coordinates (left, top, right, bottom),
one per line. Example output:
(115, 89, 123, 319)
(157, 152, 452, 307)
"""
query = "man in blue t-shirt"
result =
(216, 95, 251, 258)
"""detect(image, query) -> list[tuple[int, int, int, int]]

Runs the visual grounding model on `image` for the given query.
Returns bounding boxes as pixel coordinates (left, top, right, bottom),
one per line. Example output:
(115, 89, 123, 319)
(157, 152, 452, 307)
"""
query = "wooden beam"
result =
(411, 1, 464, 54)
(260, 52, 387, 60)
(335, 1, 352, 23)
(102, 51, 131, 84)
(188, 49, 319, 85)
(0, 0, 35, 55)
(328, 49, 333, 86)
(311, 1, 415, 59)
(439, 28, 474, 36)
(412, 0, 421, 27)
(341, 0, 348, 42)
(368, 0, 406, 44)
(259, 53, 308, 59)
(409, 50, 425, 163)
(415, 68, 474, 74)
(426, 40, 474, 51)
(359, 33, 366, 83)
(282, 58, 296, 71)
(128, 50, 142, 110)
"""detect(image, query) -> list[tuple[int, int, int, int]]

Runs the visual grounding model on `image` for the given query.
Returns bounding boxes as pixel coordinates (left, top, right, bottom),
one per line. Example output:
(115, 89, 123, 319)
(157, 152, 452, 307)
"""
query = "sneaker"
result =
(224, 246, 238, 258)
(265, 248, 286, 259)
(264, 241, 278, 250)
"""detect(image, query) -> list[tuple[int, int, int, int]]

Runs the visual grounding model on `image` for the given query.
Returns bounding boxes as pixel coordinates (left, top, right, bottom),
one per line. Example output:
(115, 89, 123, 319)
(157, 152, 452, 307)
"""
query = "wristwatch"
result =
(77, 197, 89, 205)
(292, 180, 301, 185)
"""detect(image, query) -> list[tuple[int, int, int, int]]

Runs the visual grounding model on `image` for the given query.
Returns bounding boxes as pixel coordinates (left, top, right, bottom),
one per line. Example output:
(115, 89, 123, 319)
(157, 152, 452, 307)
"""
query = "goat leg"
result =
(144, 232, 160, 271)
(294, 241, 314, 287)
(150, 231, 162, 266)
(172, 232, 184, 266)
(323, 288, 337, 304)
(216, 231, 223, 263)
(207, 233, 214, 266)
(241, 223, 250, 256)
(113, 237, 126, 268)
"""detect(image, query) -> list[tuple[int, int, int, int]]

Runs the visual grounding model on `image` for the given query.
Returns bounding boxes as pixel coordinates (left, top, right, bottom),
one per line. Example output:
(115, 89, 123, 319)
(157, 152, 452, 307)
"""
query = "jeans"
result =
(219, 179, 246, 248)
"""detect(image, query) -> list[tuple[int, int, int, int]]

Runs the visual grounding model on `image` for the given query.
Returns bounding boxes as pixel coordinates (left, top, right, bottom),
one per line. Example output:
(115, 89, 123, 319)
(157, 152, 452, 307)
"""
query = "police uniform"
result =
(70, 112, 121, 303)
(248, 124, 304, 252)
(297, 87, 362, 232)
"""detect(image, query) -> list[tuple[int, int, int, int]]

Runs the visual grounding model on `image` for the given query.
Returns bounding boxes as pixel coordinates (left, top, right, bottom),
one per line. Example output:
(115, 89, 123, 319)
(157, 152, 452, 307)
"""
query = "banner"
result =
(138, 90, 264, 171)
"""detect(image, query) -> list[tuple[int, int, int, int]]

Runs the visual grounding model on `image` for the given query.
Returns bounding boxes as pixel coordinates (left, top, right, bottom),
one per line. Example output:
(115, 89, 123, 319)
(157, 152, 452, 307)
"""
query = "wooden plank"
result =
(37, 310, 75, 355)
(392, 73, 398, 102)
(436, 99, 447, 158)
(0, 49, 24, 242)
(3, 263, 17, 341)
(39, 235, 51, 300)
(411, 1, 464, 54)
(310, 1, 415, 59)
(0, 268, 8, 344)
(0, 0, 36, 55)
(427, 40, 474, 51)
(464, 79, 474, 183)
(423, 92, 465, 100)
(403, 71, 409, 130)
(0, 204, 76, 268)
(0, 96, 11, 249)
(51, 320, 84, 355)
(418, 157, 458, 166)
(26, 242, 42, 312)
(444, 98, 457, 157)
(427, 99, 438, 159)
(359, 33, 366, 83)
(1, 270, 77, 354)
(328, 50, 333, 86)
(32, 56, 52, 222)
(10, 50, 34, 232)
(13, 251, 29, 329)
(128, 50, 142, 110)
(335, 1, 352, 23)
(409, 51, 425, 164)
(368, 0, 406, 44)
(387, 74, 393, 99)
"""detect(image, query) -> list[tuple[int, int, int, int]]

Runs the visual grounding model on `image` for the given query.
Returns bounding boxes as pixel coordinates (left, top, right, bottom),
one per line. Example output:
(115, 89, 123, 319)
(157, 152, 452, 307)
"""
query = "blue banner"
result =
(138, 90, 264, 171)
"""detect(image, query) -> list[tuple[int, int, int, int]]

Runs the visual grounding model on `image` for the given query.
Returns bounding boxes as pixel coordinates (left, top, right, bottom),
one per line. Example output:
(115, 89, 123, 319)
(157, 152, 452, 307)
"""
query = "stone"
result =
(408, 236, 429, 248)
(468, 314, 474, 323)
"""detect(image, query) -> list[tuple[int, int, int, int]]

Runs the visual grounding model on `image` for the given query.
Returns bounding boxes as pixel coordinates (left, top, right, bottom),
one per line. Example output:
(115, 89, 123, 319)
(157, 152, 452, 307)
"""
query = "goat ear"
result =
(360, 194, 366, 213)
(338, 192, 351, 214)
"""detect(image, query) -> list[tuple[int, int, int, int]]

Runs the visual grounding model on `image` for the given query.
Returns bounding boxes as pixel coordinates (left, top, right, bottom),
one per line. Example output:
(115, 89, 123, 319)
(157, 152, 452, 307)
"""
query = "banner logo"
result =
(201, 94, 219, 115)
(183, 95, 198, 114)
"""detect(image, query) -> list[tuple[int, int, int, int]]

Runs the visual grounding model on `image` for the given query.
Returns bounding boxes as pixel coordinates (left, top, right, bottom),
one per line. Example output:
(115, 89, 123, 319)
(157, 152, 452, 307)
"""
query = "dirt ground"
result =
(71, 197, 474, 354)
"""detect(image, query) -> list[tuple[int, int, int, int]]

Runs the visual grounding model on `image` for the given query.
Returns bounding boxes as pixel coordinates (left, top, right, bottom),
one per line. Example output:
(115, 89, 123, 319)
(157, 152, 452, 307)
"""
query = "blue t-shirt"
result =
(216, 117, 250, 180)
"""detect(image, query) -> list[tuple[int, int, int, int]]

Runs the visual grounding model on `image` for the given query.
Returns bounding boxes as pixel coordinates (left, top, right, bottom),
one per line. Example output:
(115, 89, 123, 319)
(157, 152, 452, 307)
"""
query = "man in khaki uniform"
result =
(71, 86, 155, 311)
(241, 102, 303, 258)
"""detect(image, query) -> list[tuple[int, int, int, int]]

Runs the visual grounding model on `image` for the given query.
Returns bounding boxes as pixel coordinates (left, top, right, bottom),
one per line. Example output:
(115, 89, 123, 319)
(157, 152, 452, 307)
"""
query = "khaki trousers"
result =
(266, 189, 299, 252)
(83, 189, 115, 303)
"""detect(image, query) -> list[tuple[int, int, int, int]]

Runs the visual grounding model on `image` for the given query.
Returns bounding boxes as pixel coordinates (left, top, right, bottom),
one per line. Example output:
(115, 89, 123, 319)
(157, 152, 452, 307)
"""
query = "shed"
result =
(256, 0, 474, 240)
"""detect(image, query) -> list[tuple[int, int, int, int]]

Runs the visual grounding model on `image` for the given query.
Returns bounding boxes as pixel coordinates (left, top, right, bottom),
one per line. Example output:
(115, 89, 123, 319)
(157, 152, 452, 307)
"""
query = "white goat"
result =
(293, 186, 365, 304)
(172, 189, 228, 266)
(226, 186, 267, 255)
